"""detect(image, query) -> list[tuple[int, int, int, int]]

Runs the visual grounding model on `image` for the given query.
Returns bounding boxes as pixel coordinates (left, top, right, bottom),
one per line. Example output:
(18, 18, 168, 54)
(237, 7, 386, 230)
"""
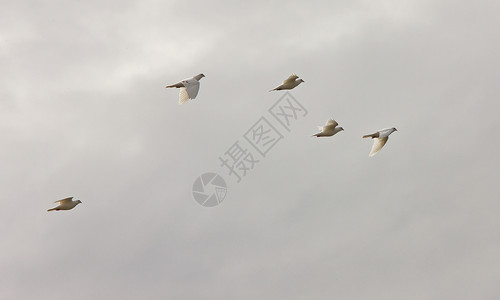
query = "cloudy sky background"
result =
(1, 0, 499, 299)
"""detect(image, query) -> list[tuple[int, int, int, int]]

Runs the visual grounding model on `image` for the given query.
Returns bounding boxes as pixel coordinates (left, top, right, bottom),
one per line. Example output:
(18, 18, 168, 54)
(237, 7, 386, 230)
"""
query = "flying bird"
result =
(165, 73, 205, 104)
(362, 127, 398, 157)
(47, 197, 82, 212)
(270, 74, 304, 91)
(313, 118, 344, 137)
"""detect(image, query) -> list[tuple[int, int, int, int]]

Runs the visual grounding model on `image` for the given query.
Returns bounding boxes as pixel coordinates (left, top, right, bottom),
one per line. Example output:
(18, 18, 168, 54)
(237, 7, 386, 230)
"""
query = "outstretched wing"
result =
(54, 197, 73, 204)
(178, 80, 200, 104)
(283, 74, 299, 84)
(185, 80, 200, 99)
(178, 87, 189, 104)
(369, 137, 389, 157)
(324, 118, 338, 128)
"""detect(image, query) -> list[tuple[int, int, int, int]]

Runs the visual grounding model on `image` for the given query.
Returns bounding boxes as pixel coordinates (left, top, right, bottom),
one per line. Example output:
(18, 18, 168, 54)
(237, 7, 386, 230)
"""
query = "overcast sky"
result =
(1, 0, 499, 299)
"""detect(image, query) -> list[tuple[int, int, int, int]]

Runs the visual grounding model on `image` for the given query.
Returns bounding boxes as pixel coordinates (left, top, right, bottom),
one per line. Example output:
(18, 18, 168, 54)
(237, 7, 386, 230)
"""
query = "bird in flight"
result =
(312, 118, 344, 137)
(362, 127, 398, 156)
(47, 197, 82, 212)
(270, 74, 304, 91)
(166, 73, 205, 104)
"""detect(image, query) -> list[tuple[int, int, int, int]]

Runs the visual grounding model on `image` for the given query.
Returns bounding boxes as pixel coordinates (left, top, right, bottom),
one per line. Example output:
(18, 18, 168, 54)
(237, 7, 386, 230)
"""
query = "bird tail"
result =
(312, 133, 321, 137)
(363, 133, 377, 138)
(166, 83, 183, 88)
(47, 208, 56, 212)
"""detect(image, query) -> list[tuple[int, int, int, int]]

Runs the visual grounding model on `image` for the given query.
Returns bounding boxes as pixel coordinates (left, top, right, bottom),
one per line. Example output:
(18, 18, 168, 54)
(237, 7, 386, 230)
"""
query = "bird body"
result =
(270, 74, 304, 91)
(313, 118, 344, 137)
(166, 73, 205, 104)
(47, 197, 82, 212)
(363, 127, 398, 156)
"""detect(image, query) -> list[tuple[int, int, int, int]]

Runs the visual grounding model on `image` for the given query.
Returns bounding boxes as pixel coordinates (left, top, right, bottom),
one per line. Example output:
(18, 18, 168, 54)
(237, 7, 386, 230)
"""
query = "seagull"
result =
(313, 118, 344, 137)
(362, 127, 398, 157)
(47, 197, 82, 212)
(270, 74, 304, 91)
(165, 73, 205, 104)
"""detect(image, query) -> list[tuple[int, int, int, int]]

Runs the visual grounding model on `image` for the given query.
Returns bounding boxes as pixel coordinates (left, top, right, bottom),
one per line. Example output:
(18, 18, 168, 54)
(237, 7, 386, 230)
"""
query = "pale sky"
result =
(1, 0, 499, 299)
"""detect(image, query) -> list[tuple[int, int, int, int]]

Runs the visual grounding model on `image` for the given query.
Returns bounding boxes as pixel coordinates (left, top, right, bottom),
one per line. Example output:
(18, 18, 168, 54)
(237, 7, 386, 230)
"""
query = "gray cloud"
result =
(0, 0, 499, 299)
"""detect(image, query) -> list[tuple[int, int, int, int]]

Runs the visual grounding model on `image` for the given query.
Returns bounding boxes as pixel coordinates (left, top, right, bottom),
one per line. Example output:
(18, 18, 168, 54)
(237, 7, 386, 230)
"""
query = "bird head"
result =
(195, 73, 205, 81)
(339, 127, 344, 131)
(393, 127, 398, 132)
(77, 200, 82, 204)
(298, 79, 305, 83)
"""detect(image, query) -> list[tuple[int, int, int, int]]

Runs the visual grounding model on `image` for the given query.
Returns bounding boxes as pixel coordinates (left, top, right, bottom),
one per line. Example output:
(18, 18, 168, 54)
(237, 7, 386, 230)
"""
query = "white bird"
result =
(362, 127, 398, 157)
(313, 118, 344, 137)
(270, 74, 304, 91)
(47, 197, 82, 212)
(166, 73, 205, 104)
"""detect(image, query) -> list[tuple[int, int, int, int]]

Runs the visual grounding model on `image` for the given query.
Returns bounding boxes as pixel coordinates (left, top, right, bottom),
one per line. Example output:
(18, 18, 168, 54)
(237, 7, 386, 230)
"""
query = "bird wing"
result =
(369, 137, 389, 157)
(178, 79, 200, 104)
(318, 119, 337, 133)
(185, 80, 200, 99)
(324, 118, 338, 128)
(54, 197, 73, 204)
(283, 74, 299, 84)
(178, 87, 190, 104)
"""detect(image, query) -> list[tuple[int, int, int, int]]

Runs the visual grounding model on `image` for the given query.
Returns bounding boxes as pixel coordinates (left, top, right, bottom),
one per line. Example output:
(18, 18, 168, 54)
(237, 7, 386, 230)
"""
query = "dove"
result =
(362, 127, 398, 157)
(313, 118, 344, 137)
(47, 197, 82, 212)
(165, 73, 205, 104)
(269, 74, 304, 91)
